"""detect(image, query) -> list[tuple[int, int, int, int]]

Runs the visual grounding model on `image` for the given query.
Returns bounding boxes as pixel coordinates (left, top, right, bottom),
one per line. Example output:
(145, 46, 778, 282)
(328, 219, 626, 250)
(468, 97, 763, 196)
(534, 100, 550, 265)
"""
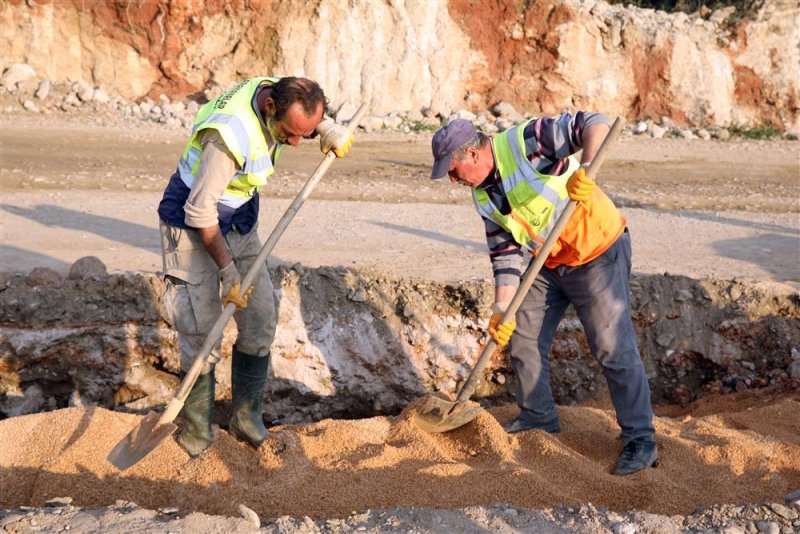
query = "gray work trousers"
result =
(159, 221, 277, 373)
(511, 229, 655, 445)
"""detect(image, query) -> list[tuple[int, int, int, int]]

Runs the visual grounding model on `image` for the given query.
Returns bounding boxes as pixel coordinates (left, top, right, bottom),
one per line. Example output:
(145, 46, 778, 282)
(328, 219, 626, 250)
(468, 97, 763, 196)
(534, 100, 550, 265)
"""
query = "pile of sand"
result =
(1, 395, 798, 519)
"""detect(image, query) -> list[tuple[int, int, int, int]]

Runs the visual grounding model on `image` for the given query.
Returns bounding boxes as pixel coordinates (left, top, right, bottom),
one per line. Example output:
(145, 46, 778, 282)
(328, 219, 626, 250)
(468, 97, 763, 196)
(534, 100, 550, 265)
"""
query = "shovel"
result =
(413, 117, 626, 433)
(108, 103, 367, 470)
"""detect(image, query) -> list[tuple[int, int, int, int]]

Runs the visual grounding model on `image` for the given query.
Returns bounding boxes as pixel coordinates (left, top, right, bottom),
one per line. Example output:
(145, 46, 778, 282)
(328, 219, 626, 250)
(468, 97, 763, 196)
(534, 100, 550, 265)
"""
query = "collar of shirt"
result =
(251, 84, 279, 154)
(477, 141, 501, 190)
(251, 85, 268, 128)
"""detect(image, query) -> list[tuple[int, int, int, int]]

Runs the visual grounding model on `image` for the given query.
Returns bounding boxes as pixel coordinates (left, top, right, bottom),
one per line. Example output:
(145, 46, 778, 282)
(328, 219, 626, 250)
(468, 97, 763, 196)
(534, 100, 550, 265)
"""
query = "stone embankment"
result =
(1, 256, 798, 423)
(1, 66, 791, 142)
(1, 0, 798, 131)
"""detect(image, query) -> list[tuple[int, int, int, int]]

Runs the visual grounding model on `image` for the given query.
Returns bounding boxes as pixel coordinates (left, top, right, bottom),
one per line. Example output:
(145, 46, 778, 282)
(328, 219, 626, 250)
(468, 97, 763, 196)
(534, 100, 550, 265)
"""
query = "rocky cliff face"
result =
(1, 0, 797, 128)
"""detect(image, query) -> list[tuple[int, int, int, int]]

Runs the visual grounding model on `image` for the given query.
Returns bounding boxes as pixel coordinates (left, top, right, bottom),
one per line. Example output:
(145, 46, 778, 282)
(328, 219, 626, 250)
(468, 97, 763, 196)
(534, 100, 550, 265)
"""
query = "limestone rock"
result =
(0, 63, 36, 87)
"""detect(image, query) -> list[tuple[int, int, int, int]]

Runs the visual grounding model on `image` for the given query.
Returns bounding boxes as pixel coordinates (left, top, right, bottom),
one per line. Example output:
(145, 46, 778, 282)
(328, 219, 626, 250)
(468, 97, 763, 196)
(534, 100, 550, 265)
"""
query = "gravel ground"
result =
(2, 497, 800, 533)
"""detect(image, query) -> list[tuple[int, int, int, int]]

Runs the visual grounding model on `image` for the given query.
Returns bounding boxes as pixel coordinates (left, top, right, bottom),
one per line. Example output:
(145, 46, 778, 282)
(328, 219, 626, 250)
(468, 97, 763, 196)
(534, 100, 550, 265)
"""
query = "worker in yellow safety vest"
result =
(430, 115, 658, 476)
(157, 76, 353, 457)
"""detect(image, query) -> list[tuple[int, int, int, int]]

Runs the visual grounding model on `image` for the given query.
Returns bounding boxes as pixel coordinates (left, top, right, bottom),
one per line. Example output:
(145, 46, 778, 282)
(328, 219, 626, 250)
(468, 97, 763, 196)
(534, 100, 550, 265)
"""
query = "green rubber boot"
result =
(229, 348, 269, 447)
(175, 370, 215, 457)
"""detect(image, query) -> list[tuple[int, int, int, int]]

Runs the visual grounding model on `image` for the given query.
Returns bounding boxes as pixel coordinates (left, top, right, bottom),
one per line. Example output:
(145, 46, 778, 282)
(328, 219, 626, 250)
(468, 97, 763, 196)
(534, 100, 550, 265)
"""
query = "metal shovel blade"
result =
(107, 411, 178, 471)
(412, 394, 483, 433)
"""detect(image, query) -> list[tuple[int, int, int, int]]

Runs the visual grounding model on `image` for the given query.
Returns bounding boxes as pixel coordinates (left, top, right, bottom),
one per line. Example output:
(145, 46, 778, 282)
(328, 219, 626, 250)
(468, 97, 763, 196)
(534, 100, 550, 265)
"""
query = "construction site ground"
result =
(1, 112, 799, 533)
(1, 114, 798, 286)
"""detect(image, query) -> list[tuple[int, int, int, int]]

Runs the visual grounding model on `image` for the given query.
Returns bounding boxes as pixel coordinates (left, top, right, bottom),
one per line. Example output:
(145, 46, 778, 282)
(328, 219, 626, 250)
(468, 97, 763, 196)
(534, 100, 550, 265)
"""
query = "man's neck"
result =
(485, 143, 499, 185)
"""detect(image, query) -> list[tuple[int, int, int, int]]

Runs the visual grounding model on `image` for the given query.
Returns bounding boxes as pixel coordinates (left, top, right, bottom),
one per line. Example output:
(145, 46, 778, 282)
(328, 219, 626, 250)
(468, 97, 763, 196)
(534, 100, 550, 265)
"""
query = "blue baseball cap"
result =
(430, 119, 477, 179)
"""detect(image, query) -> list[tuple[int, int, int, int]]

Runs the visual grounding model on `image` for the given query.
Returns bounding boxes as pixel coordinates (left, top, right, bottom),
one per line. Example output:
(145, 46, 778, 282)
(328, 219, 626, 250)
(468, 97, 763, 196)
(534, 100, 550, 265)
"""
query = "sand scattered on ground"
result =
(1, 394, 798, 520)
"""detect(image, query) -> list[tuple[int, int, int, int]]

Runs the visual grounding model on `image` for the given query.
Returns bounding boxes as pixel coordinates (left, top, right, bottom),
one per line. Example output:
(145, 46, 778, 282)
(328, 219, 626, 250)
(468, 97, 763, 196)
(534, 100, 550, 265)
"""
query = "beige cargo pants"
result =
(159, 221, 277, 373)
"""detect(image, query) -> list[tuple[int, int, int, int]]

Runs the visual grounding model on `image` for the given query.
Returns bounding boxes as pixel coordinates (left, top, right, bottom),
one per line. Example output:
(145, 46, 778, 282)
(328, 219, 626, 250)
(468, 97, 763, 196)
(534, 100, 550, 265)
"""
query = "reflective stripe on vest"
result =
(178, 77, 282, 209)
(472, 119, 578, 252)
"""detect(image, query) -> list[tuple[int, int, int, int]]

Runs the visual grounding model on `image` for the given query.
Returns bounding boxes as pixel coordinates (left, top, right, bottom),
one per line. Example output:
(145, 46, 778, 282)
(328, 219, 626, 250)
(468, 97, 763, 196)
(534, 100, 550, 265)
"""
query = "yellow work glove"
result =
(488, 301, 516, 347)
(566, 166, 595, 203)
(219, 262, 253, 310)
(317, 118, 354, 158)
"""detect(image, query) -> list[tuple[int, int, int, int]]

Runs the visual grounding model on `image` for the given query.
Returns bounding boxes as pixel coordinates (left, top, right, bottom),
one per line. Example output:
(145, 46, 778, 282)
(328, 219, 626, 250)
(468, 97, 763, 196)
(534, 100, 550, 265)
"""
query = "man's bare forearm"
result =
(197, 225, 232, 269)
(580, 123, 611, 165)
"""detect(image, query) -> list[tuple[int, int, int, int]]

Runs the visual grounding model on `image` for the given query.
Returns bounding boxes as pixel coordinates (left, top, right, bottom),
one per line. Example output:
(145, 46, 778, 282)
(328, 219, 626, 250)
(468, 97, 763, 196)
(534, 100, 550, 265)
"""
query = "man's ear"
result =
(264, 97, 276, 118)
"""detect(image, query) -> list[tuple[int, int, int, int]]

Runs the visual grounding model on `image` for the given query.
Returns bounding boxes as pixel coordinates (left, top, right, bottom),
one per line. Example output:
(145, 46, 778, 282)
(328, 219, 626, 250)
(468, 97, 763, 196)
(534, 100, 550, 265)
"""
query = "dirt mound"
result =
(2, 394, 798, 519)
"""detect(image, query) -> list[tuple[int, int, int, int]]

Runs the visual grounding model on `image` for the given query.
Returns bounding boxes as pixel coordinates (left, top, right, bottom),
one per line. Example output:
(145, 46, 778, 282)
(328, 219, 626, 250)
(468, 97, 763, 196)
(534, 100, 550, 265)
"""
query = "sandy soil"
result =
(1, 111, 800, 532)
(1, 394, 798, 520)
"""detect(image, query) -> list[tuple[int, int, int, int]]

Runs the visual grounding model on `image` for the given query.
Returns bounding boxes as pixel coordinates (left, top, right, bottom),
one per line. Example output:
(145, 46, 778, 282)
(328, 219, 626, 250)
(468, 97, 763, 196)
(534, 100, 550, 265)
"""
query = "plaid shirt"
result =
(479, 112, 612, 288)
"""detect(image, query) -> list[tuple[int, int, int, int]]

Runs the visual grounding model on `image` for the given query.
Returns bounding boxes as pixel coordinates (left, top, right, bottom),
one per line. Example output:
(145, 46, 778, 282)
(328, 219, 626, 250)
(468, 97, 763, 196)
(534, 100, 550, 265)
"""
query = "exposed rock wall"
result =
(1, 0, 797, 129)
(1, 263, 798, 423)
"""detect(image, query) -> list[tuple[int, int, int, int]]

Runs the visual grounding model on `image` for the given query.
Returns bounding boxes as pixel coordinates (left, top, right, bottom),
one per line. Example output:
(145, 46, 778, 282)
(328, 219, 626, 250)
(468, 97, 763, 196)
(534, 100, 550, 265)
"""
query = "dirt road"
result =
(1, 115, 799, 287)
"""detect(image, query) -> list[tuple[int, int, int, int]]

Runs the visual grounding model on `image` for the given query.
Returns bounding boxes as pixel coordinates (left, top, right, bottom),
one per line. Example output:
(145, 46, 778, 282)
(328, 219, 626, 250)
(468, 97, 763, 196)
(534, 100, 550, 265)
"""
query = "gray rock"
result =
(419, 116, 440, 129)
(45, 497, 73, 507)
(787, 360, 800, 380)
(383, 114, 403, 129)
(769, 503, 798, 520)
(612, 522, 637, 534)
(35, 80, 51, 100)
(656, 333, 674, 347)
(756, 521, 780, 534)
(361, 116, 385, 131)
(650, 124, 667, 139)
(68, 256, 108, 280)
(237, 503, 260, 529)
(7, 384, 45, 417)
(92, 89, 110, 104)
(26, 267, 63, 287)
(348, 288, 368, 302)
(492, 101, 523, 122)
(715, 128, 731, 140)
(73, 81, 94, 102)
(450, 109, 477, 121)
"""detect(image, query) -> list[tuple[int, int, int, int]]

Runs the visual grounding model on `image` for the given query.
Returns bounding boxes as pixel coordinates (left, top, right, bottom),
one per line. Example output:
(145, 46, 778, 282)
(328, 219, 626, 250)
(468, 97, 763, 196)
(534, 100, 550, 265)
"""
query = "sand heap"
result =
(1, 396, 798, 520)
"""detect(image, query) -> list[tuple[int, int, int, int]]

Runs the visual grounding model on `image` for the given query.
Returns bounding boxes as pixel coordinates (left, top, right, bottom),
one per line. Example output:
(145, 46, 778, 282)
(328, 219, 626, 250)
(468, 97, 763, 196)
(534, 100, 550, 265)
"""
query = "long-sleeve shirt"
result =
(480, 112, 612, 288)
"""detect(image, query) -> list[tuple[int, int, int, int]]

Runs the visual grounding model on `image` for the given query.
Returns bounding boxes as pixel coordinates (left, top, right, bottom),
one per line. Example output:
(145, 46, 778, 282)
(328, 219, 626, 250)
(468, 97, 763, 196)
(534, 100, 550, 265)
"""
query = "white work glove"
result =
(219, 262, 252, 309)
(317, 118, 354, 158)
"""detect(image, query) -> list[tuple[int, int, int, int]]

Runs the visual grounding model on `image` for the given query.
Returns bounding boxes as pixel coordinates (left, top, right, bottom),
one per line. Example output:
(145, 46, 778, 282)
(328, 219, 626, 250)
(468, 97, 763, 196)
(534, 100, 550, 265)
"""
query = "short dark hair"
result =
(271, 77, 327, 120)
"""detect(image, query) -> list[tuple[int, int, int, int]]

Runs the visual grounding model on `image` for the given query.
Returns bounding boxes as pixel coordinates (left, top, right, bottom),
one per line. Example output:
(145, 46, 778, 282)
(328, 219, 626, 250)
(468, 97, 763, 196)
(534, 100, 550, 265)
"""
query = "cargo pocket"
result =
(161, 275, 197, 333)
(161, 269, 217, 334)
